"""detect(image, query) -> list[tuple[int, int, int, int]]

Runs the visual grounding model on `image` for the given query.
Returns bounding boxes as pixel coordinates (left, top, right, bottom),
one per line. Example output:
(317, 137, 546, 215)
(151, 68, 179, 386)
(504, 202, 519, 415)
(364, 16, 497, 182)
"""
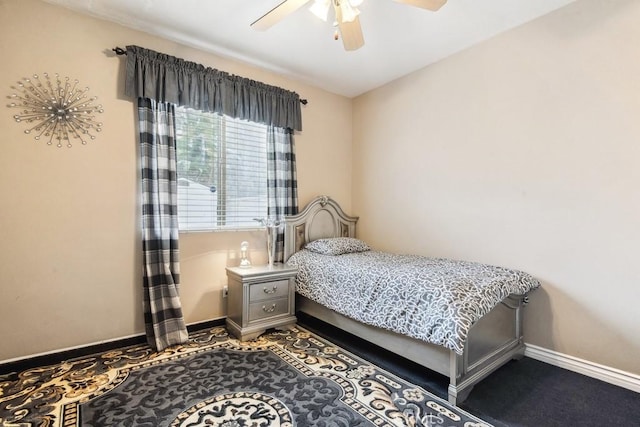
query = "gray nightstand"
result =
(225, 264, 298, 341)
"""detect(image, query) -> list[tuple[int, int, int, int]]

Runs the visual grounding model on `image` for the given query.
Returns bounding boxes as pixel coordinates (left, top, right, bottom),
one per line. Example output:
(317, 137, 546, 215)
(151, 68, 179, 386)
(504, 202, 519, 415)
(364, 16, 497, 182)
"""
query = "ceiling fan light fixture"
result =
(339, 1, 360, 23)
(252, 0, 447, 52)
(309, 0, 331, 21)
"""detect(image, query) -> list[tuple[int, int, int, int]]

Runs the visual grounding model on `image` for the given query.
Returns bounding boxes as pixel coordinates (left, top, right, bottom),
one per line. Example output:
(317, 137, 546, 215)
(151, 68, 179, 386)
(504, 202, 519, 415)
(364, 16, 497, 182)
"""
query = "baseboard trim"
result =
(524, 344, 640, 393)
(0, 318, 225, 376)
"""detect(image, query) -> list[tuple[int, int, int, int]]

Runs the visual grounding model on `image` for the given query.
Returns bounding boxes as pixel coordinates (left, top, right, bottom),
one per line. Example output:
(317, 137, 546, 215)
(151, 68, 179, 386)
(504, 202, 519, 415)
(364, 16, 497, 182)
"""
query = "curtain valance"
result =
(124, 45, 302, 131)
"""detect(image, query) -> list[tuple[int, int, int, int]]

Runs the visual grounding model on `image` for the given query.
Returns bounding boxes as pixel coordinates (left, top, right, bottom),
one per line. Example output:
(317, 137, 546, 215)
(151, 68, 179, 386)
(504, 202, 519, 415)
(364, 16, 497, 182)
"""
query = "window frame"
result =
(175, 107, 269, 232)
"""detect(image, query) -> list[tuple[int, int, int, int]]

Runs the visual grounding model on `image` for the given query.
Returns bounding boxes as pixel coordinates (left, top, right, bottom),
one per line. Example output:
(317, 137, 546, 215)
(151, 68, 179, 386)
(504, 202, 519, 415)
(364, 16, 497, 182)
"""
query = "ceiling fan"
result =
(251, 0, 447, 51)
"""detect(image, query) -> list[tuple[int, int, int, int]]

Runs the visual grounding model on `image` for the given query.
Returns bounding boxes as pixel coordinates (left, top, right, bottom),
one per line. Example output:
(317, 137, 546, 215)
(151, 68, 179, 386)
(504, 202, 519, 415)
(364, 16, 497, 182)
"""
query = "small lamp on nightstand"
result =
(239, 241, 251, 268)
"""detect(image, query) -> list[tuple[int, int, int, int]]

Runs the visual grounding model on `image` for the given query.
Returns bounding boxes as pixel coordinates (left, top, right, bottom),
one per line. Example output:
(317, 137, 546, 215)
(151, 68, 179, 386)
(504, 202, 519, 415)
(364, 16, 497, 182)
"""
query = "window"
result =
(175, 107, 268, 231)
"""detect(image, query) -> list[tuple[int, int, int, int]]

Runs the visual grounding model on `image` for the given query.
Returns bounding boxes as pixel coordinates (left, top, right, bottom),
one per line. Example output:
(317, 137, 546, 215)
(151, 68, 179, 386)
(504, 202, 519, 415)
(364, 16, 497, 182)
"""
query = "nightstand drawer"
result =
(249, 279, 290, 302)
(248, 297, 289, 322)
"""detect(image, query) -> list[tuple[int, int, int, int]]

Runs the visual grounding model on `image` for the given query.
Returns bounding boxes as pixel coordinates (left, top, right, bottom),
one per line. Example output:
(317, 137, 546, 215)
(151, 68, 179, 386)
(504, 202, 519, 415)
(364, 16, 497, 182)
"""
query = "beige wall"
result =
(0, 0, 352, 361)
(353, 0, 640, 374)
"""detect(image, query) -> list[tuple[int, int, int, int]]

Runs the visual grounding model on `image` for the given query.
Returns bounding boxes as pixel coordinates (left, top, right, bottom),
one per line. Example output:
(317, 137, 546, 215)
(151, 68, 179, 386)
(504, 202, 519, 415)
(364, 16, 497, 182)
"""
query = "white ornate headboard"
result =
(283, 195, 359, 261)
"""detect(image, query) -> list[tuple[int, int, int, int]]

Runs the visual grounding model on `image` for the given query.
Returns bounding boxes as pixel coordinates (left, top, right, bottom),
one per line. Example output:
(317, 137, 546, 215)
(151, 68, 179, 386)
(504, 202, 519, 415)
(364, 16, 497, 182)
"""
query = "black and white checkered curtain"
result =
(267, 126, 298, 262)
(137, 97, 189, 351)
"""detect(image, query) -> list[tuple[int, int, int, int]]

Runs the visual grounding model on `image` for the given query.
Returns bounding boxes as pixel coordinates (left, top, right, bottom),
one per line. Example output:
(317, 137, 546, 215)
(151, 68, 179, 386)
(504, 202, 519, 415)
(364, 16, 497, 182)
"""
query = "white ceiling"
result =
(42, 0, 575, 97)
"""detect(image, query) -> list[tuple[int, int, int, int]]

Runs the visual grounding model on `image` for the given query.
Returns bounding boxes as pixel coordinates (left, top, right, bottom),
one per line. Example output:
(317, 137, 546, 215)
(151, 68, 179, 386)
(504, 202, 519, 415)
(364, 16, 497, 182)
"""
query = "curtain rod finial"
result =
(112, 47, 127, 56)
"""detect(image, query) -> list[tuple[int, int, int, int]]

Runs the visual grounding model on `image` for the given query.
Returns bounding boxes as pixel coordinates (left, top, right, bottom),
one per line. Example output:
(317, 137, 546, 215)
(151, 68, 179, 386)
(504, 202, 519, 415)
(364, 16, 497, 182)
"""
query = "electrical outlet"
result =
(222, 286, 228, 298)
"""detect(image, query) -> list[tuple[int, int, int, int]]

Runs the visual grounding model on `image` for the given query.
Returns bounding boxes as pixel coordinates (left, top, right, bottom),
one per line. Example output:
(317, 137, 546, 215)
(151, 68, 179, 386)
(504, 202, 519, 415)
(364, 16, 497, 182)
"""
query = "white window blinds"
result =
(175, 107, 268, 231)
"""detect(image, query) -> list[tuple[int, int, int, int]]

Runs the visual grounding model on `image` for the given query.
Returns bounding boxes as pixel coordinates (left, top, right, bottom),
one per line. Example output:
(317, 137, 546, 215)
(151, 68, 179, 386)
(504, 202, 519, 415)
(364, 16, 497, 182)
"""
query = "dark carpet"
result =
(462, 358, 640, 427)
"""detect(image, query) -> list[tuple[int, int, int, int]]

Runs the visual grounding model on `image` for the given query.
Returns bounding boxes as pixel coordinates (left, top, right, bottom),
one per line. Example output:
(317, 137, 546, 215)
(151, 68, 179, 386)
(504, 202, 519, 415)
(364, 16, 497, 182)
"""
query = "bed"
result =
(283, 195, 540, 405)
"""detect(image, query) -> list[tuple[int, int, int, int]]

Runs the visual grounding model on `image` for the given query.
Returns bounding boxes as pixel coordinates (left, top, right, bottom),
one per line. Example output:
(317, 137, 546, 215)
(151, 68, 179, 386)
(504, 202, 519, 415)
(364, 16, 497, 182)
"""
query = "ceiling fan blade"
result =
(335, 8, 364, 51)
(394, 0, 447, 11)
(251, 0, 311, 31)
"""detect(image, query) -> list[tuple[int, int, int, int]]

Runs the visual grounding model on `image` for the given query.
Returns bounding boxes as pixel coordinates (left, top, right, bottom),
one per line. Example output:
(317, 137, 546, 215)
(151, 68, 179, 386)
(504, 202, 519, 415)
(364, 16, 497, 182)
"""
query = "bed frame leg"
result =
(448, 384, 473, 406)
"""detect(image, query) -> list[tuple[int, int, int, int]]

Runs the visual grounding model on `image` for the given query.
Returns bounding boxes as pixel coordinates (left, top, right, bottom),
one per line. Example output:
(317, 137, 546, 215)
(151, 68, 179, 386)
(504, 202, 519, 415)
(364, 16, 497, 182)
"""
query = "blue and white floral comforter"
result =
(287, 249, 540, 354)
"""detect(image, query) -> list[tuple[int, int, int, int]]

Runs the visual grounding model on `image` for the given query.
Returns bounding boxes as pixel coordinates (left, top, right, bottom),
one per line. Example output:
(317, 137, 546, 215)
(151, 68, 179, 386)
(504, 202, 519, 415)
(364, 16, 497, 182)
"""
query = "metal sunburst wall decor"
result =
(7, 73, 104, 148)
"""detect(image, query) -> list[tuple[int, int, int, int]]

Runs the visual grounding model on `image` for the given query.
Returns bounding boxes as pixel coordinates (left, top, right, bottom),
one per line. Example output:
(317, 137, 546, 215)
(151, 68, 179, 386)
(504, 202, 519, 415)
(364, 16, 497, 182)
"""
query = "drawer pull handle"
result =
(263, 285, 278, 294)
(262, 304, 276, 313)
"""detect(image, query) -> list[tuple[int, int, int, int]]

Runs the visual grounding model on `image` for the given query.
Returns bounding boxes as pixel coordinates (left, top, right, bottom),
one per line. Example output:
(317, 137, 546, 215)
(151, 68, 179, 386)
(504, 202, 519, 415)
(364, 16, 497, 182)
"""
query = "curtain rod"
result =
(111, 47, 308, 105)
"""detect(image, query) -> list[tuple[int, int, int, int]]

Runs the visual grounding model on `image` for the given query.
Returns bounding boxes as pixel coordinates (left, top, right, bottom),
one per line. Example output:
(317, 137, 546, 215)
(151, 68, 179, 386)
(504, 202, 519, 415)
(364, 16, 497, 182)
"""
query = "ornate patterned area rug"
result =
(0, 326, 492, 426)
